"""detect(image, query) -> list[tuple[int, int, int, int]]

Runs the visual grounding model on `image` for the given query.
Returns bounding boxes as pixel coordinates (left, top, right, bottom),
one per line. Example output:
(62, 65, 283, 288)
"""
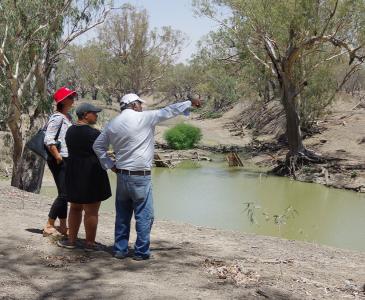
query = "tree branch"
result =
(15, 24, 48, 78)
(18, 56, 38, 98)
(246, 44, 276, 75)
(263, 36, 282, 79)
(320, 0, 339, 36)
(1, 23, 8, 49)
(311, 49, 349, 70)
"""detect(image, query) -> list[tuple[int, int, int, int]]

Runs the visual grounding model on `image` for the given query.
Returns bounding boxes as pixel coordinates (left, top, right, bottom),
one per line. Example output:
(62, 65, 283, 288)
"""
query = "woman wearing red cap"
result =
(43, 87, 76, 236)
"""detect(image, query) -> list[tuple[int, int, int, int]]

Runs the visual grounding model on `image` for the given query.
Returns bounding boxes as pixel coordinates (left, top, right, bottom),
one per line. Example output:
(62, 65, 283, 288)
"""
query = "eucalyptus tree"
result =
(56, 44, 105, 100)
(157, 64, 203, 102)
(97, 4, 185, 99)
(194, 0, 365, 174)
(158, 56, 241, 115)
(0, 0, 111, 192)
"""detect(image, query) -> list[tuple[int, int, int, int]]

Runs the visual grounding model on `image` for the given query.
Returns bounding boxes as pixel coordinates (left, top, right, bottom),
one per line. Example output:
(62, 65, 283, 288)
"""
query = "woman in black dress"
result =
(58, 103, 111, 250)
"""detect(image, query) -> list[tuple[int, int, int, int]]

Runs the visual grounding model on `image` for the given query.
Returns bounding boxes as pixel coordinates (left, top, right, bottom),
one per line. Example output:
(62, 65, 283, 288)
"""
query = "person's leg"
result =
(114, 174, 133, 256)
(56, 160, 68, 234)
(67, 203, 83, 244)
(44, 159, 61, 234)
(129, 175, 154, 259)
(83, 202, 101, 247)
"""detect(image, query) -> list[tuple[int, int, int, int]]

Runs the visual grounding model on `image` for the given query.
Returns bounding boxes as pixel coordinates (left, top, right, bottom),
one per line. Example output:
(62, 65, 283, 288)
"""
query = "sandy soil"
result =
(1, 183, 365, 300)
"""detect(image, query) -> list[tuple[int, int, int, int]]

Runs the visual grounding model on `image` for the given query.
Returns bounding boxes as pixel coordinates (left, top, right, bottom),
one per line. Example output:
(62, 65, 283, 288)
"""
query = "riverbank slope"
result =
(153, 95, 365, 192)
(1, 183, 364, 299)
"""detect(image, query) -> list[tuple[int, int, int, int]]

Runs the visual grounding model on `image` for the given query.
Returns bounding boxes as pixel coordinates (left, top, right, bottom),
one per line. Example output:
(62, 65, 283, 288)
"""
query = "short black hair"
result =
(77, 112, 86, 120)
(56, 102, 64, 111)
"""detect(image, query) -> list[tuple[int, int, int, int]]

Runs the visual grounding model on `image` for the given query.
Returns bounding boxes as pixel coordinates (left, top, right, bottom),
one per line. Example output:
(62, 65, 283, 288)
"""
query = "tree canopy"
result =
(193, 0, 365, 172)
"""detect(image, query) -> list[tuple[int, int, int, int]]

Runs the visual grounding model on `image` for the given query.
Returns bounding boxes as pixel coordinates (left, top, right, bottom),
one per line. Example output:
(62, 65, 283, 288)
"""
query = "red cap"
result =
(53, 87, 77, 103)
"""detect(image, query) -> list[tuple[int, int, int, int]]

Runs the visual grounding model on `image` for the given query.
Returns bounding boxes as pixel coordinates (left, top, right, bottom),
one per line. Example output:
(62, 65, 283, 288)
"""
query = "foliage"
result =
(55, 44, 107, 99)
(54, 4, 186, 103)
(158, 58, 241, 118)
(164, 123, 202, 150)
(194, 0, 365, 157)
(157, 63, 204, 101)
(0, 0, 111, 190)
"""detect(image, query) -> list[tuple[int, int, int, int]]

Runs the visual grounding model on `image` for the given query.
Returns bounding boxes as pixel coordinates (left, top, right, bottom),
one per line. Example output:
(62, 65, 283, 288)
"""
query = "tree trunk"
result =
(80, 88, 87, 98)
(8, 94, 23, 187)
(92, 87, 98, 100)
(272, 77, 323, 177)
(8, 93, 46, 193)
(106, 96, 112, 105)
(281, 79, 305, 156)
(11, 147, 46, 193)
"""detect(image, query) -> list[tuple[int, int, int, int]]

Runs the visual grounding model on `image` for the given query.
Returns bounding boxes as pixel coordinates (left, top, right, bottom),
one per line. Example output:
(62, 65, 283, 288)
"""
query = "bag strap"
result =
(54, 120, 63, 141)
(45, 113, 64, 141)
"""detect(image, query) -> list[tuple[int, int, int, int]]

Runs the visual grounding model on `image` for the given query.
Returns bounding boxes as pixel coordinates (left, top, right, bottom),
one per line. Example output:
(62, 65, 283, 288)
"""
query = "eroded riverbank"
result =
(1, 183, 364, 299)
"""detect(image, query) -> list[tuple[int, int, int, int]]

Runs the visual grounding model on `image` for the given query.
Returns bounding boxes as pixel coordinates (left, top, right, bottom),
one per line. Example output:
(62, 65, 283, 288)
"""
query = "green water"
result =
(41, 161, 365, 251)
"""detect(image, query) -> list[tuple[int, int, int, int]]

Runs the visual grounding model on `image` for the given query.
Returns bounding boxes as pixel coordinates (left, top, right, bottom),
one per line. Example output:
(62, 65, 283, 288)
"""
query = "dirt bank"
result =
(153, 95, 365, 192)
(1, 183, 364, 299)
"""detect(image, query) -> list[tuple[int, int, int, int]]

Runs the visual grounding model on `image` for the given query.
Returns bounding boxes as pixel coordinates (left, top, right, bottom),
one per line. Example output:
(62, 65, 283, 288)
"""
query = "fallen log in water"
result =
(154, 153, 173, 168)
(226, 152, 243, 167)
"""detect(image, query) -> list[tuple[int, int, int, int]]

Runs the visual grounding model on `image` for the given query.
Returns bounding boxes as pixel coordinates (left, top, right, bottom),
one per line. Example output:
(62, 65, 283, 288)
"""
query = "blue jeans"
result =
(114, 174, 154, 257)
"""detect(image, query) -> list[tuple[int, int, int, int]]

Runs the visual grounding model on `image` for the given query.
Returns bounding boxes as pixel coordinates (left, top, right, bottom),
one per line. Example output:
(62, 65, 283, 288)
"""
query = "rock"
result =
(336, 149, 347, 153)
(358, 137, 365, 144)
(256, 287, 301, 300)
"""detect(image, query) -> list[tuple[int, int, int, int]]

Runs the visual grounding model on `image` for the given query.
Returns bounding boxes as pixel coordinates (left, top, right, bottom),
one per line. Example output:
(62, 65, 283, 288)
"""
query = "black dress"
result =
(65, 124, 111, 204)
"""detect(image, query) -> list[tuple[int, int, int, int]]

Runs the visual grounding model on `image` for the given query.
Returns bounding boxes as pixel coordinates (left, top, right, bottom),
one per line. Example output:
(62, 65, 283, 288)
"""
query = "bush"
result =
(164, 123, 202, 150)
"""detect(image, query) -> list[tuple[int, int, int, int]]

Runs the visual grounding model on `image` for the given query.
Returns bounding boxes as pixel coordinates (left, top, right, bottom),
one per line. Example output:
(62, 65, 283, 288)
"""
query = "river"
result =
(41, 161, 365, 252)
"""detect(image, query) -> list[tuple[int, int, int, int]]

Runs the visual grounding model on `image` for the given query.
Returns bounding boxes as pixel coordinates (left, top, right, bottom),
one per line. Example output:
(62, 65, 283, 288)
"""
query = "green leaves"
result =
(164, 123, 202, 150)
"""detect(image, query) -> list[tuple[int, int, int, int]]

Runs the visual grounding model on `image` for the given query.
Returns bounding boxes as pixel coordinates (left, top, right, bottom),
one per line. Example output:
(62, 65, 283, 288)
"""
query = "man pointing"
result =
(93, 93, 202, 260)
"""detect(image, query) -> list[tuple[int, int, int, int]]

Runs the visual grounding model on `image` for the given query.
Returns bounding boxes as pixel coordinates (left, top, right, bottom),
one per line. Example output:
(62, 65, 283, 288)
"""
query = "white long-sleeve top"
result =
(93, 101, 192, 171)
(44, 112, 72, 157)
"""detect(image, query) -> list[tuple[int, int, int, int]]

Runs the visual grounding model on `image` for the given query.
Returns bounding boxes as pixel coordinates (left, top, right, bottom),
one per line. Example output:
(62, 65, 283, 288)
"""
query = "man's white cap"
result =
(120, 93, 146, 105)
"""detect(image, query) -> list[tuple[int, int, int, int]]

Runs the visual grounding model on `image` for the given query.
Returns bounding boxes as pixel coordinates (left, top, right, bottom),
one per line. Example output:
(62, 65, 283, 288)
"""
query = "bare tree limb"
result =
(311, 50, 349, 70)
(18, 56, 38, 98)
(246, 44, 276, 75)
(320, 0, 339, 36)
(54, 7, 112, 61)
(14, 24, 47, 78)
(1, 23, 8, 49)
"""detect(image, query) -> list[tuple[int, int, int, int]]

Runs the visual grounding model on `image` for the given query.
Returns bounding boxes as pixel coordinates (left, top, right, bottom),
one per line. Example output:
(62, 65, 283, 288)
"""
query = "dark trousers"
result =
(47, 158, 68, 220)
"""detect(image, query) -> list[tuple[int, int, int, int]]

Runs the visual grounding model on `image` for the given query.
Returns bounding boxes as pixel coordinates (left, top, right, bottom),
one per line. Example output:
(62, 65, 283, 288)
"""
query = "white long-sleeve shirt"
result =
(44, 112, 72, 157)
(93, 101, 192, 171)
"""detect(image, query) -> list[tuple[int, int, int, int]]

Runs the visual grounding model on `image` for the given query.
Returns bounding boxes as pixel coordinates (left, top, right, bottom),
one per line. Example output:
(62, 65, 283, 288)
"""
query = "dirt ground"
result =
(1, 183, 364, 300)
(301, 95, 365, 191)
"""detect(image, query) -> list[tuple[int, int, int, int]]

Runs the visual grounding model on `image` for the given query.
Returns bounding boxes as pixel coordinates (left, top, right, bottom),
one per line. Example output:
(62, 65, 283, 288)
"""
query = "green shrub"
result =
(350, 171, 358, 178)
(164, 123, 202, 150)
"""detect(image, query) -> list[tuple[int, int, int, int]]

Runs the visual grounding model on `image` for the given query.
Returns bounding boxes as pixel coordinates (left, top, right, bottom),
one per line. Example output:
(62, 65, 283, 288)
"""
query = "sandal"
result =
(56, 226, 69, 236)
(42, 226, 58, 237)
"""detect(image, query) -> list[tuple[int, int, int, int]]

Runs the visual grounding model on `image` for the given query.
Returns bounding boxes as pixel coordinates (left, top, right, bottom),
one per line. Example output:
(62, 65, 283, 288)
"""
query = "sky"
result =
(78, 0, 221, 63)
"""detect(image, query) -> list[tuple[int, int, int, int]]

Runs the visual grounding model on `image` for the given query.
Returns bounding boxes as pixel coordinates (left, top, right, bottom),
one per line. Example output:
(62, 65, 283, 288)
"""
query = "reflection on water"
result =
(41, 161, 365, 251)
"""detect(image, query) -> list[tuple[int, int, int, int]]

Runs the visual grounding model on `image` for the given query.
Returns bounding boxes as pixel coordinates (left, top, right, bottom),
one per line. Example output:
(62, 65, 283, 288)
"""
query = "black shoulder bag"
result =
(25, 118, 63, 161)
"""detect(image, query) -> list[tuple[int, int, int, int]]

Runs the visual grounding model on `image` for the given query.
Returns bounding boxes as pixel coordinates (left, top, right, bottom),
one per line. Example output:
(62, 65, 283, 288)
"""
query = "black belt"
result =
(116, 169, 151, 176)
